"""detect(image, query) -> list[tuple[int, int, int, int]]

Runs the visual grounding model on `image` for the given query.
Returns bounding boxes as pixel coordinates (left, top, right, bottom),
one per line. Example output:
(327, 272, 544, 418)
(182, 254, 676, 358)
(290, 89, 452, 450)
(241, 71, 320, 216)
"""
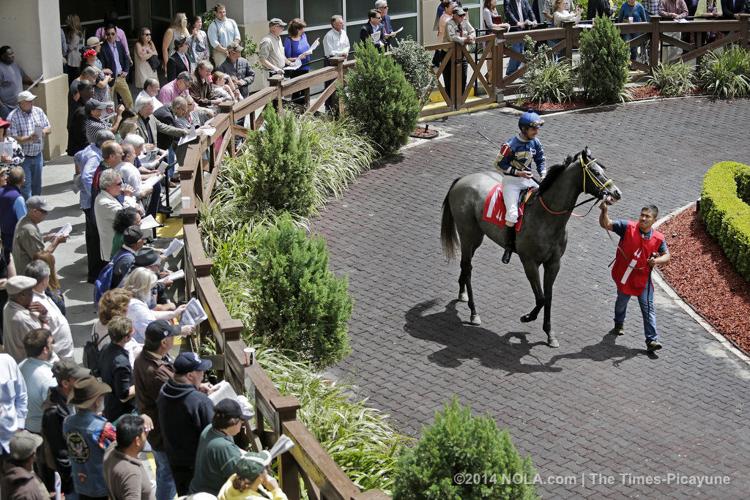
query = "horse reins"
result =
(538, 156, 613, 217)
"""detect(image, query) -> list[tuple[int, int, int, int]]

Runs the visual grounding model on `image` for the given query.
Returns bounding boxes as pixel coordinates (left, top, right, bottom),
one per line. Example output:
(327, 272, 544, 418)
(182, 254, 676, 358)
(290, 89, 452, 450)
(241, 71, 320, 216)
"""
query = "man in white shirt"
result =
(323, 15, 351, 113)
(207, 3, 241, 68)
(258, 18, 291, 79)
(18, 328, 57, 433)
(136, 78, 164, 110)
(0, 352, 27, 454)
(24, 260, 74, 361)
(94, 163, 139, 263)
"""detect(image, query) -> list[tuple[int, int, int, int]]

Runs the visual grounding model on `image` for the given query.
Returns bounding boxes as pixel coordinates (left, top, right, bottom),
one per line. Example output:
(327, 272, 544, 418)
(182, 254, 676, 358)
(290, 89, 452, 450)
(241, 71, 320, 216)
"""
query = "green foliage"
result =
(393, 398, 539, 500)
(343, 41, 420, 155)
(213, 215, 352, 367)
(256, 347, 406, 493)
(647, 62, 694, 97)
(700, 162, 750, 282)
(578, 17, 630, 103)
(521, 37, 576, 104)
(391, 37, 436, 106)
(698, 46, 750, 99)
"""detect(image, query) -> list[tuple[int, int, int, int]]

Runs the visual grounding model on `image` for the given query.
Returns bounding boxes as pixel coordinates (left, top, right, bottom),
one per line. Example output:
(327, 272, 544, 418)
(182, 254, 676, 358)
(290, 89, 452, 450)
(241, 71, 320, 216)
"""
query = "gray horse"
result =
(440, 148, 622, 347)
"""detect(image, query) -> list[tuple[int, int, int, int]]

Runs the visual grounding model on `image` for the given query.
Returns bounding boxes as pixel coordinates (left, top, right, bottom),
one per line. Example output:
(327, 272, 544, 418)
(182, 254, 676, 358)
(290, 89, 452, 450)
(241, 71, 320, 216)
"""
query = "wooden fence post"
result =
(274, 396, 302, 500)
(268, 75, 284, 113)
(331, 56, 346, 116)
(563, 21, 576, 61)
(649, 15, 661, 72)
(739, 14, 750, 49)
(492, 27, 507, 102)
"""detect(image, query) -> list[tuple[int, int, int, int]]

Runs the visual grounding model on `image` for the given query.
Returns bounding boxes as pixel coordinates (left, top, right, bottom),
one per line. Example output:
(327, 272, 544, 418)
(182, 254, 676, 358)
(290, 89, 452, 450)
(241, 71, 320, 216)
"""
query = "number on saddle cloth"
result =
(481, 183, 536, 230)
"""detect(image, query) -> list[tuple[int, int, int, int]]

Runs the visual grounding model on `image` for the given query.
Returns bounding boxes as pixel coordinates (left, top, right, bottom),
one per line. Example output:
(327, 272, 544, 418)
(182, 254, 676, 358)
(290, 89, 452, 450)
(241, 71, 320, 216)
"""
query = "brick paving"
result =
(313, 98, 750, 498)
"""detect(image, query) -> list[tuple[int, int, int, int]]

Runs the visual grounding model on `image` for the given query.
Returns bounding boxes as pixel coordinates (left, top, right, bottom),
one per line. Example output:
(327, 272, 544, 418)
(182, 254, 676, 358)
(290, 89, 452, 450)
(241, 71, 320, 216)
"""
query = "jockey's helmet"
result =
(518, 111, 544, 130)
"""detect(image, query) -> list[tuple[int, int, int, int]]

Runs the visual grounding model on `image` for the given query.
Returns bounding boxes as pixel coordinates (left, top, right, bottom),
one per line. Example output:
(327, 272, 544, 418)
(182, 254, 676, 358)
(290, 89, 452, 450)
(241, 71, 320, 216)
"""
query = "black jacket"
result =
(587, 0, 612, 18)
(359, 22, 386, 49)
(157, 378, 214, 467)
(504, 0, 538, 27)
(721, 0, 749, 16)
(67, 106, 88, 156)
(99, 40, 131, 76)
(41, 387, 75, 494)
(167, 51, 191, 82)
(98, 342, 135, 421)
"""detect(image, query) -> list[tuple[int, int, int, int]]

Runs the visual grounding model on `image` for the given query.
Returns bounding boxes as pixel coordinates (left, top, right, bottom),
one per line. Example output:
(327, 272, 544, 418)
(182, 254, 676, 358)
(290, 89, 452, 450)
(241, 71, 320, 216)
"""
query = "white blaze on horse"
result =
(440, 147, 622, 347)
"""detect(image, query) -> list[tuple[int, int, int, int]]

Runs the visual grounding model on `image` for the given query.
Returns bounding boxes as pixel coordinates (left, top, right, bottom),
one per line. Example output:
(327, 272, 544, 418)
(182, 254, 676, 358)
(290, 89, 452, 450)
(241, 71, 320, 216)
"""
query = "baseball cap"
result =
(123, 226, 145, 246)
(214, 398, 253, 421)
(9, 430, 44, 461)
(269, 18, 286, 27)
(26, 195, 52, 212)
(174, 352, 212, 374)
(86, 36, 102, 48)
(144, 319, 180, 344)
(234, 451, 271, 481)
(17, 91, 37, 102)
(52, 359, 90, 381)
(134, 248, 161, 267)
(85, 99, 110, 112)
(5, 275, 36, 295)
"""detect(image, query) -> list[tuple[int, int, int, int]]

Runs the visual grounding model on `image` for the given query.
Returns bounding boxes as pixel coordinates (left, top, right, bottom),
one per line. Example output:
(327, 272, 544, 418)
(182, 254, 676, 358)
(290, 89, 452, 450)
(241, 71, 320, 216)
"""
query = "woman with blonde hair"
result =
(134, 27, 159, 89)
(124, 267, 188, 343)
(63, 14, 84, 81)
(163, 13, 191, 73)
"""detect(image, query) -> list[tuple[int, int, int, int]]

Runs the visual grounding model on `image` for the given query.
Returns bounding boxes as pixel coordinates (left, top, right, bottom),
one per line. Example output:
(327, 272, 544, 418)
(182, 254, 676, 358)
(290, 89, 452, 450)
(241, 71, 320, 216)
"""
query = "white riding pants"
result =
(502, 174, 537, 224)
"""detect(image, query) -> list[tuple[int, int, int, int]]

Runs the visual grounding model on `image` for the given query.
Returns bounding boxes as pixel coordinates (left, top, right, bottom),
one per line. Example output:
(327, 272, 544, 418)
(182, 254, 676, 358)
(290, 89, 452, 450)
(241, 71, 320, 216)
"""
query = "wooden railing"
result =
(178, 81, 388, 499)
(425, 14, 750, 112)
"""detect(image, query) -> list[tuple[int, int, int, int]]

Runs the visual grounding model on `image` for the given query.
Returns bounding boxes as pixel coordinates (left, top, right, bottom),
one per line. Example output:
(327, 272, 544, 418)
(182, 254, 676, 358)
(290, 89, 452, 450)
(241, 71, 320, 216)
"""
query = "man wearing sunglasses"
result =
(98, 24, 133, 110)
(360, 9, 386, 50)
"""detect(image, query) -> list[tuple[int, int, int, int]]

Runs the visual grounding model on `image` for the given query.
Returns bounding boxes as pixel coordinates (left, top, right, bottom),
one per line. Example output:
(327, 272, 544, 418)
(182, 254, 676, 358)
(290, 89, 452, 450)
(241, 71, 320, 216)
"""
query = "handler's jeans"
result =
(502, 174, 536, 224)
(614, 278, 658, 343)
(21, 153, 43, 199)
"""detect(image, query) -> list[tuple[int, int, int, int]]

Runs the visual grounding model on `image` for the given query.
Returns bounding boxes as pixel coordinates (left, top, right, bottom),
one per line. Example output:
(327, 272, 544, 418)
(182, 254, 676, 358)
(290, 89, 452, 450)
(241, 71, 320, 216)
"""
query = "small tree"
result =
(244, 107, 316, 217)
(393, 399, 539, 499)
(578, 17, 629, 103)
(343, 41, 420, 155)
(392, 37, 436, 106)
(247, 214, 352, 368)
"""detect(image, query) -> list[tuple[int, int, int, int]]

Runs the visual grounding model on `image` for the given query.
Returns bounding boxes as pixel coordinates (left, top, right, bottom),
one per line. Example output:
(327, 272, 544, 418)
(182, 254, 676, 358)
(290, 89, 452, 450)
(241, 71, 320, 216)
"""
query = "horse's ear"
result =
(584, 146, 593, 159)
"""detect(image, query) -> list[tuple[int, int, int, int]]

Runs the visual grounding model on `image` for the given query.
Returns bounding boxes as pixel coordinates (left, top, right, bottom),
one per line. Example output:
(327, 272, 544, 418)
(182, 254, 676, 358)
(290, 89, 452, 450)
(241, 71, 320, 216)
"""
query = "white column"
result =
(0, 0, 67, 159)
(222, 0, 272, 92)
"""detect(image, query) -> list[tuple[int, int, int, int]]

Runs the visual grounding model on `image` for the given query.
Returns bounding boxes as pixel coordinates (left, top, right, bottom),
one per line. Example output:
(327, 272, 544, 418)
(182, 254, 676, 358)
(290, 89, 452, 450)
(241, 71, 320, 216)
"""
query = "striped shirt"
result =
(85, 117, 108, 145)
(7, 106, 50, 157)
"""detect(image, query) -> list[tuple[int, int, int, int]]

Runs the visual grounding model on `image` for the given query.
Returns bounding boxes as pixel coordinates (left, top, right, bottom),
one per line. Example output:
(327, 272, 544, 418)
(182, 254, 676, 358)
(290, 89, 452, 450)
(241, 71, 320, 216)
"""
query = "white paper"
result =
(34, 125, 44, 146)
(163, 238, 184, 258)
(28, 74, 44, 91)
(180, 297, 208, 327)
(675, 18, 689, 23)
(300, 38, 320, 58)
(158, 269, 184, 283)
(178, 127, 198, 146)
(143, 174, 163, 189)
(156, 161, 168, 175)
(371, 30, 382, 43)
(140, 214, 161, 230)
(392, 27, 404, 36)
(56, 223, 72, 238)
(54, 472, 61, 500)
(264, 435, 295, 465)
(284, 58, 302, 71)
(1, 141, 13, 158)
(197, 126, 216, 137)
(208, 380, 238, 404)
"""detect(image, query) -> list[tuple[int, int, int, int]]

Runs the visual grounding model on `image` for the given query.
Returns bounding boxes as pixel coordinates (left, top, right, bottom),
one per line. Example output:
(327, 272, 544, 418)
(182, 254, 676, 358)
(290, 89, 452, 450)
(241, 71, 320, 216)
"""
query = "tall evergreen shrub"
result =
(343, 41, 420, 155)
(393, 399, 539, 499)
(578, 17, 629, 103)
(392, 37, 436, 106)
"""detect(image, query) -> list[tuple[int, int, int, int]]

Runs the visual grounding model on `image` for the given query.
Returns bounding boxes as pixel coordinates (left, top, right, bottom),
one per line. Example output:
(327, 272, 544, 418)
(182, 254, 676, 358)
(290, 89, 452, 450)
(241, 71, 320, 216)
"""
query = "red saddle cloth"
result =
(481, 183, 532, 232)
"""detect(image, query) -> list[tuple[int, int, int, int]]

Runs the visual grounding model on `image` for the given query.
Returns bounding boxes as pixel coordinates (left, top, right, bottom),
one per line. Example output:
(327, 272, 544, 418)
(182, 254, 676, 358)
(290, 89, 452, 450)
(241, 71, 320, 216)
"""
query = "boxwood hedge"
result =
(700, 162, 750, 281)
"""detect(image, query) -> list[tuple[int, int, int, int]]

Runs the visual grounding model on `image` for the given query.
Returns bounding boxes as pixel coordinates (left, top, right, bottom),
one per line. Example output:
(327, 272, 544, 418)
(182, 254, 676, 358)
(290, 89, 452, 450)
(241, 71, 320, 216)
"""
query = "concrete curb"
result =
(652, 201, 750, 366)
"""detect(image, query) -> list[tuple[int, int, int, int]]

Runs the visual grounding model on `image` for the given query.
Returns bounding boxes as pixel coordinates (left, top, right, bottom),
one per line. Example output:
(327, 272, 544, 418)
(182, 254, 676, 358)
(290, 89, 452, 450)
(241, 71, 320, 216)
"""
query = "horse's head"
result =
(578, 147, 622, 204)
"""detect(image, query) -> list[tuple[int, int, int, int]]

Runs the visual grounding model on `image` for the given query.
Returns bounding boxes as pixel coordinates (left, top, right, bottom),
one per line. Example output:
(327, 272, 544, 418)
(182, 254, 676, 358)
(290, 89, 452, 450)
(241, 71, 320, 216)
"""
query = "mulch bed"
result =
(658, 208, 750, 354)
(628, 85, 661, 100)
(513, 99, 590, 113)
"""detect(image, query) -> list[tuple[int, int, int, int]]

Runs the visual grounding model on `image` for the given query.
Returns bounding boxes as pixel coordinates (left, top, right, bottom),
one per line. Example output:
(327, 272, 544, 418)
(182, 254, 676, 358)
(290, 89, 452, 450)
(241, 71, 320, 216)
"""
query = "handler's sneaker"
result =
(609, 325, 625, 336)
(646, 340, 662, 352)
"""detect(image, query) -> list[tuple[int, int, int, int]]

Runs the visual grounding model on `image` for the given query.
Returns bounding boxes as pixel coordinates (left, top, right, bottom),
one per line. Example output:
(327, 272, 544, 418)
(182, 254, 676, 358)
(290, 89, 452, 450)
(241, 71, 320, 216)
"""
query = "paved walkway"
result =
(314, 98, 750, 498)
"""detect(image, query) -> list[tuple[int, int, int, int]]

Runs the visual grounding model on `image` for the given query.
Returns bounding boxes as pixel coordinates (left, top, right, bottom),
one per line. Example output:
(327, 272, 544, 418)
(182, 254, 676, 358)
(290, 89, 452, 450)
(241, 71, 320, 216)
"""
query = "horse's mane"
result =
(538, 154, 576, 195)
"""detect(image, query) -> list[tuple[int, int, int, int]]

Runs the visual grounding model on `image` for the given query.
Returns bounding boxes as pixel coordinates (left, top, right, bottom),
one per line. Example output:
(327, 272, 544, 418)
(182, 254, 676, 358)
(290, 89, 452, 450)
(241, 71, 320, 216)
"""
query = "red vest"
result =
(611, 221, 664, 296)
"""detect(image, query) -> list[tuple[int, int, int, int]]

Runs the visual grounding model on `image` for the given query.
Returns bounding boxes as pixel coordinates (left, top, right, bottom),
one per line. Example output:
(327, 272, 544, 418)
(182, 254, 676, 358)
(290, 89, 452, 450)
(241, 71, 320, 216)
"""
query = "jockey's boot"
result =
(502, 225, 516, 264)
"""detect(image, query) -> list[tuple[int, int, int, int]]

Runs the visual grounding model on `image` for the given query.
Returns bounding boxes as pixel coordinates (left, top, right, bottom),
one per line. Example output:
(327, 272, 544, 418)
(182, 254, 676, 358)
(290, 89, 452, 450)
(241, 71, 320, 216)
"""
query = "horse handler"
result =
(599, 202, 670, 353)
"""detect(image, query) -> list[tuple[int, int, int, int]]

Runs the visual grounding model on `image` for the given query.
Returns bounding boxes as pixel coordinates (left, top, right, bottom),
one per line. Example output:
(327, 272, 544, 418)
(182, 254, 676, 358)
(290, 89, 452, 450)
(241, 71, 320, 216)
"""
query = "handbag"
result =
(147, 54, 161, 71)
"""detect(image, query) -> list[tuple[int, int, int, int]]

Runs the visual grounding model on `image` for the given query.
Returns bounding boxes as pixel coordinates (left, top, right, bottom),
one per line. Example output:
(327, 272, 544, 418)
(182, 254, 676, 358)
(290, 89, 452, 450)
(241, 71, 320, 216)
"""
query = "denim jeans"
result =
(152, 450, 176, 500)
(506, 42, 525, 75)
(21, 153, 44, 199)
(614, 278, 658, 343)
(622, 34, 638, 61)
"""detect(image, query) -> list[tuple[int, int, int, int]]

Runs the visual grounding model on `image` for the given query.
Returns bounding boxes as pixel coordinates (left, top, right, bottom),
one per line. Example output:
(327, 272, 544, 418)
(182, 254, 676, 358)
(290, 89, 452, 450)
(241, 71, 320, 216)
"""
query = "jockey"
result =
(495, 111, 546, 264)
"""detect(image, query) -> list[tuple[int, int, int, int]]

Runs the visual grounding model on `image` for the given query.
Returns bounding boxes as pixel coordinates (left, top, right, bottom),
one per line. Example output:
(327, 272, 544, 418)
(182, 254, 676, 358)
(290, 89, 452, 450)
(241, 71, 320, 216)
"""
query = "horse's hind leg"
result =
(520, 258, 545, 323)
(459, 235, 483, 326)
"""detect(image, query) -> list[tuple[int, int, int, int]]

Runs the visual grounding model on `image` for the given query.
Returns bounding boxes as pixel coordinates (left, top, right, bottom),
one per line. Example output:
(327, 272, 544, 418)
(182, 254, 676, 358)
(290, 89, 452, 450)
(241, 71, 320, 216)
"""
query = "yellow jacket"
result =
(217, 474, 288, 500)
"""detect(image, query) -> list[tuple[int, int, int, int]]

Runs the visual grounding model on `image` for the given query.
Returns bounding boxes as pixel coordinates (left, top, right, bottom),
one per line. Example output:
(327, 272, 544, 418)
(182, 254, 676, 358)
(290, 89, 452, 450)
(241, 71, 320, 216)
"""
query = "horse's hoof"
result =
(547, 336, 560, 348)
(520, 314, 536, 323)
(469, 314, 482, 326)
(458, 291, 469, 302)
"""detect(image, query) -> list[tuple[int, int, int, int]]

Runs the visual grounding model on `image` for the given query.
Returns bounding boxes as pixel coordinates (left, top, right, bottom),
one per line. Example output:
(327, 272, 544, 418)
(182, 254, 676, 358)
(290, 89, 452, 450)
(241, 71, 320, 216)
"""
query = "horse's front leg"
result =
(542, 258, 562, 348)
(520, 258, 544, 323)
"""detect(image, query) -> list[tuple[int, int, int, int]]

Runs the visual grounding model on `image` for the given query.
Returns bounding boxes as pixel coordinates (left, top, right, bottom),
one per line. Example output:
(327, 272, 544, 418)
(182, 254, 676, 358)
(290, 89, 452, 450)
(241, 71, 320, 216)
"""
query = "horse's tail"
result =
(441, 178, 461, 260)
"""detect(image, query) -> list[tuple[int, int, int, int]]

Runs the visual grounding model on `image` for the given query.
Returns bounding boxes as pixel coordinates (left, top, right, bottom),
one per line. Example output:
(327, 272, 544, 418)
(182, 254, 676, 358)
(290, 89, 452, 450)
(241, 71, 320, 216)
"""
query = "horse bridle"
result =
(539, 155, 615, 216)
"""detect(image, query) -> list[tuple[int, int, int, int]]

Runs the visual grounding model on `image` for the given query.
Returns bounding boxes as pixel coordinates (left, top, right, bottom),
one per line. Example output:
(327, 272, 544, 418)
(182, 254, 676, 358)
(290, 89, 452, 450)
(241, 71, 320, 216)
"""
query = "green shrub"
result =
(647, 62, 694, 97)
(698, 46, 750, 99)
(578, 17, 630, 103)
(214, 215, 352, 367)
(392, 37, 436, 106)
(343, 41, 420, 155)
(700, 162, 750, 281)
(393, 398, 538, 500)
(256, 347, 406, 493)
(521, 37, 576, 104)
